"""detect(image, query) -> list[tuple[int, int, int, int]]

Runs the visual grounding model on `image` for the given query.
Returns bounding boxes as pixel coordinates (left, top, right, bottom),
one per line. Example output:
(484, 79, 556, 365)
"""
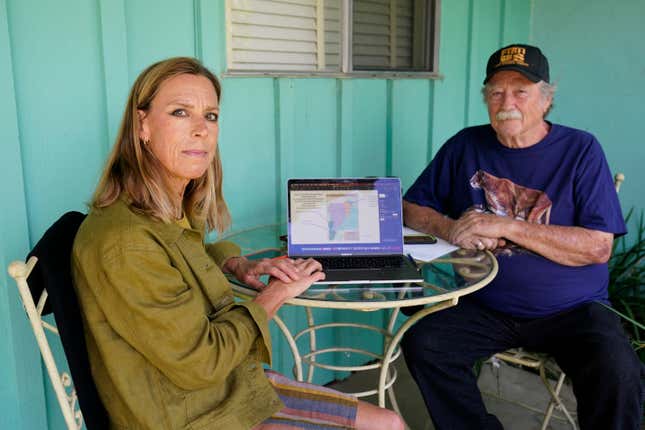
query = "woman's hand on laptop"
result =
(225, 256, 324, 291)
(276, 258, 325, 295)
(254, 259, 325, 318)
(225, 255, 305, 290)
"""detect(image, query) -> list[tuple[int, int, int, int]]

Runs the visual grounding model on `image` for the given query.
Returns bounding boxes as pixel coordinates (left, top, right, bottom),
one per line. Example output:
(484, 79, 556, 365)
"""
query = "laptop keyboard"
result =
(315, 256, 406, 270)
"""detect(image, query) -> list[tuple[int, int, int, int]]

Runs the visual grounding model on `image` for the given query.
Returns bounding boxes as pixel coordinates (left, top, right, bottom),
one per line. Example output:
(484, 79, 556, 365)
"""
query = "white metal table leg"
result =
(306, 306, 317, 383)
(378, 297, 459, 407)
(271, 314, 303, 381)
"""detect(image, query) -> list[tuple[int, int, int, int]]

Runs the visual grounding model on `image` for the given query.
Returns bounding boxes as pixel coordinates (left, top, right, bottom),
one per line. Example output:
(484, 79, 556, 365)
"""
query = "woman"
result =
(72, 57, 404, 430)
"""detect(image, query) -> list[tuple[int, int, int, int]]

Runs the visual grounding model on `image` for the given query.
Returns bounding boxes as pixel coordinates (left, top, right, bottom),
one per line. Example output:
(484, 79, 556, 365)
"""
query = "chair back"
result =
(7, 211, 108, 429)
(614, 173, 625, 193)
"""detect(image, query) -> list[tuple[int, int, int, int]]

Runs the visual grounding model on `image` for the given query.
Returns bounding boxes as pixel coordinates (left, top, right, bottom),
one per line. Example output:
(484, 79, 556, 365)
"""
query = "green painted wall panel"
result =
(467, 0, 503, 126)
(8, 0, 108, 241)
(502, 0, 531, 44)
(430, 0, 471, 157)
(531, 0, 645, 222)
(277, 79, 338, 184)
(4, 0, 642, 425)
(349, 80, 388, 176)
(0, 1, 48, 427)
(98, 0, 130, 148)
(338, 80, 355, 176)
(197, 0, 227, 75)
(218, 78, 279, 232)
(0, 1, 534, 427)
(390, 80, 432, 190)
(124, 0, 196, 79)
(272, 76, 339, 247)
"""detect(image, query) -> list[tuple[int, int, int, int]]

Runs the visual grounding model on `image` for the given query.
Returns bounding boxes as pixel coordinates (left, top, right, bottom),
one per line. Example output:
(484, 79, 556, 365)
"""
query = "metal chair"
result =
(7, 211, 108, 430)
(491, 173, 625, 430)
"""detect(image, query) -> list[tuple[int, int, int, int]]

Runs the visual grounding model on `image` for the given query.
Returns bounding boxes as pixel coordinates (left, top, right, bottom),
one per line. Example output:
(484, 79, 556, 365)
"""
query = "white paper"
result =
(403, 226, 459, 262)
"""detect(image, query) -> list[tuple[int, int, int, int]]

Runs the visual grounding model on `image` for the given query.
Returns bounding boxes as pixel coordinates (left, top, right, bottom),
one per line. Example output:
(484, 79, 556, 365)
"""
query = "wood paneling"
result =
(0, 1, 535, 426)
(0, 1, 48, 427)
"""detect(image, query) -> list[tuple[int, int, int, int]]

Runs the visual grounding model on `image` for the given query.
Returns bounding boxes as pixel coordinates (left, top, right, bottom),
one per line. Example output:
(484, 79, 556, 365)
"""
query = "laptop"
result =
(287, 177, 423, 284)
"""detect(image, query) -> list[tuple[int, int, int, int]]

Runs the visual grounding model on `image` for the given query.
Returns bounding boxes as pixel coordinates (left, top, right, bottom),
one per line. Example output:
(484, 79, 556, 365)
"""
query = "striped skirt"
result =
(255, 369, 359, 429)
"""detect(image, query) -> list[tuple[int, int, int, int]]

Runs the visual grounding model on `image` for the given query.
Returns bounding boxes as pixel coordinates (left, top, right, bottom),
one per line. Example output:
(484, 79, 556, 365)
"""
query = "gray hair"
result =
(538, 81, 556, 117)
(538, 81, 557, 99)
(481, 80, 557, 117)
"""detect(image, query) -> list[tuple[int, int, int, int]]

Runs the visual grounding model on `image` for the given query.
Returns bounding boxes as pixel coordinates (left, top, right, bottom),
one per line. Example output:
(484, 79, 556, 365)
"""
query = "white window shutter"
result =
(353, 0, 415, 70)
(395, 0, 414, 69)
(324, 1, 342, 70)
(227, 0, 341, 72)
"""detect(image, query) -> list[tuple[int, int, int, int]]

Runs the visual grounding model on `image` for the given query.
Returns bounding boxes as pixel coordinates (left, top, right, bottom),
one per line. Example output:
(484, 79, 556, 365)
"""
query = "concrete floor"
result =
(328, 358, 578, 430)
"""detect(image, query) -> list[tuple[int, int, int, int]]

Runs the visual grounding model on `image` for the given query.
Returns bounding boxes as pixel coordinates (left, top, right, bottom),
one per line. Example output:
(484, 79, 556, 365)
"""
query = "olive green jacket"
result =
(72, 199, 282, 429)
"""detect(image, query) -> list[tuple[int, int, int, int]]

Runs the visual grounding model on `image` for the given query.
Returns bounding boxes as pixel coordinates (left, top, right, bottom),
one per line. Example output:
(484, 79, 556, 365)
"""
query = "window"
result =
(225, 0, 439, 75)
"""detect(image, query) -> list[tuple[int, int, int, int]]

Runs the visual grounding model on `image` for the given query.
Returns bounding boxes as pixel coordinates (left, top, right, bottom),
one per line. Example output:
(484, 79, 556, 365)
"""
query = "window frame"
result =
(223, 0, 441, 79)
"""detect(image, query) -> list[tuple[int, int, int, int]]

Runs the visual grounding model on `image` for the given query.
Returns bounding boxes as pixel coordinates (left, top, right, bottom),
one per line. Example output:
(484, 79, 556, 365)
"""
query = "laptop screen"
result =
(287, 178, 404, 257)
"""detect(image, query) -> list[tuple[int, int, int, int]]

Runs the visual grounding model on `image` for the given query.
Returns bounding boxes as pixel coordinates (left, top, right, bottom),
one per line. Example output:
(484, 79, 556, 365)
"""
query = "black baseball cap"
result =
(483, 44, 550, 84)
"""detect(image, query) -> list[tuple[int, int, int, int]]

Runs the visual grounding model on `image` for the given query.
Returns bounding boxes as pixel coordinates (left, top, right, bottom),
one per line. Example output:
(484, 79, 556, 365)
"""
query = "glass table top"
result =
(222, 224, 498, 308)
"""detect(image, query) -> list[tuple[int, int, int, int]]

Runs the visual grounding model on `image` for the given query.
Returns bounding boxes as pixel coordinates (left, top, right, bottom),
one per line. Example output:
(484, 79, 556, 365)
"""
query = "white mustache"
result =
(496, 110, 523, 120)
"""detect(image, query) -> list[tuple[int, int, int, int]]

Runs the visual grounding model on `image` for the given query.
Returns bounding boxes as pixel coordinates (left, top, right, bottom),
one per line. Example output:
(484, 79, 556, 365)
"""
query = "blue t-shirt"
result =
(404, 123, 626, 318)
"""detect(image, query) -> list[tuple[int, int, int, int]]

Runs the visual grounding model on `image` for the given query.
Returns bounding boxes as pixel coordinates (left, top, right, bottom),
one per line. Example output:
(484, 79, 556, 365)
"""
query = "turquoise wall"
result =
(1, 1, 535, 428)
(531, 0, 645, 221)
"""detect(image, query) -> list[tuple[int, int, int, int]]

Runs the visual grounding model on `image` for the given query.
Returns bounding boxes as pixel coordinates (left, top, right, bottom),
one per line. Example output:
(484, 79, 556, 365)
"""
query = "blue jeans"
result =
(401, 298, 644, 430)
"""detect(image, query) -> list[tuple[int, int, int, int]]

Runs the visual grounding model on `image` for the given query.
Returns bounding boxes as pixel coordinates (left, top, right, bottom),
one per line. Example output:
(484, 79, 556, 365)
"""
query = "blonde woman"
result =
(72, 57, 403, 430)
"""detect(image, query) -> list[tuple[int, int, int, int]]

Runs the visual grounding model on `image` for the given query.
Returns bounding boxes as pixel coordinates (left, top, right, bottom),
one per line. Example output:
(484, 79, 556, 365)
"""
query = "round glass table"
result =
(223, 224, 498, 415)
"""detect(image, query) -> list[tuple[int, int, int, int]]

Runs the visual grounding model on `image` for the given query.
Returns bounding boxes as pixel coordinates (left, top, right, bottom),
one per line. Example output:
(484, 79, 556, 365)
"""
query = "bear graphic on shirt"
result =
(469, 169, 553, 254)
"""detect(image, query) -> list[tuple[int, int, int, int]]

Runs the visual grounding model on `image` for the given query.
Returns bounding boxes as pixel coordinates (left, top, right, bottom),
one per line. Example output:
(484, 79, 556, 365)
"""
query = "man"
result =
(401, 43, 643, 429)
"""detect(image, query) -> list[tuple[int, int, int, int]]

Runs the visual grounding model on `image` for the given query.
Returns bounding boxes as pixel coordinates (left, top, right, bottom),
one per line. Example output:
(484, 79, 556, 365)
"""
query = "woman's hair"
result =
(92, 57, 231, 233)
